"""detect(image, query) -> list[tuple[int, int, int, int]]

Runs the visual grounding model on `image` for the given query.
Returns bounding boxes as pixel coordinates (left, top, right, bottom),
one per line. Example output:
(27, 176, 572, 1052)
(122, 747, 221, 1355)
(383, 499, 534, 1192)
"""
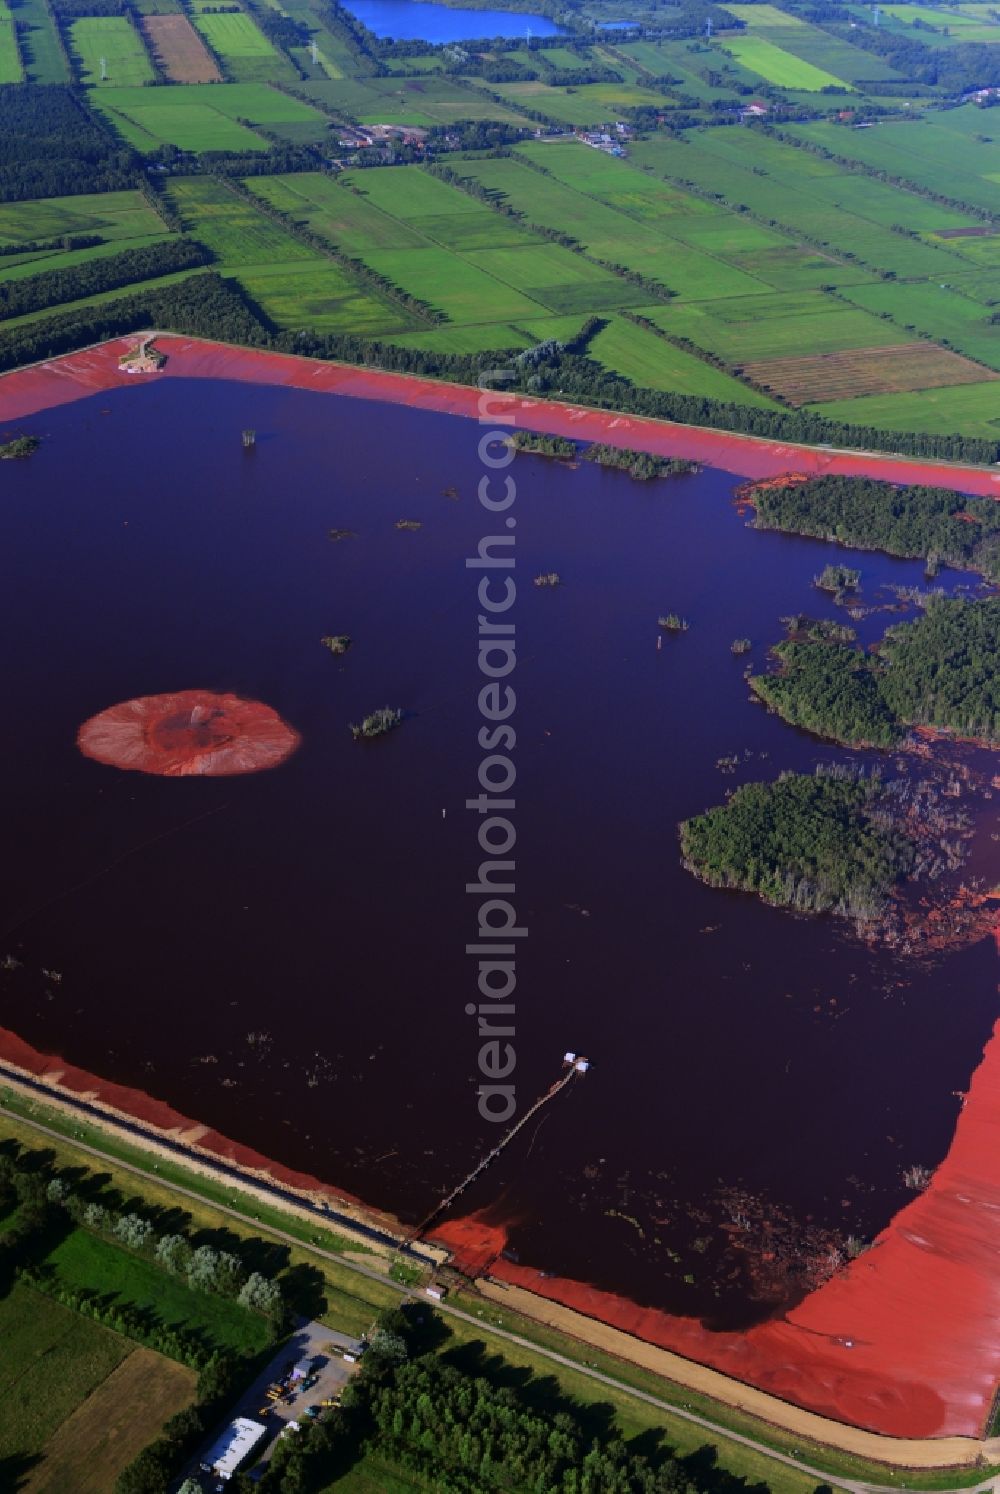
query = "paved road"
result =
(4, 1095, 996, 1494)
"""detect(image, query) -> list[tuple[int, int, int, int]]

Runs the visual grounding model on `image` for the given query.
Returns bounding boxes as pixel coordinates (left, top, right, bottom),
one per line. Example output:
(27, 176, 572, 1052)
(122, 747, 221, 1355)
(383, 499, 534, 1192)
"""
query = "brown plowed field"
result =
(141, 14, 220, 82)
(742, 342, 999, 406)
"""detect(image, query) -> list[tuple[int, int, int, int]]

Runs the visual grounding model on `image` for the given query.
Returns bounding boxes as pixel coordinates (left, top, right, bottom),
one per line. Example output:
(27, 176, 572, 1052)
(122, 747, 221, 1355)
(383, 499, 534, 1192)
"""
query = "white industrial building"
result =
(202, 1418, 267, 1481)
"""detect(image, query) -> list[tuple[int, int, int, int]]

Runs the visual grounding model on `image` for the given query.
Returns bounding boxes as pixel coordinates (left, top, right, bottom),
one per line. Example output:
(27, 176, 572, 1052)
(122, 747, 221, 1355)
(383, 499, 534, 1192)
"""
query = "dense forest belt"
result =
(679, 770, 914, 920)
(4, 332, 1000, 500)
(746, 474, 1000, 582)
(0, 83, 138, 202)
(751, 597, 1000, 749)
(0, 239, 212, 323)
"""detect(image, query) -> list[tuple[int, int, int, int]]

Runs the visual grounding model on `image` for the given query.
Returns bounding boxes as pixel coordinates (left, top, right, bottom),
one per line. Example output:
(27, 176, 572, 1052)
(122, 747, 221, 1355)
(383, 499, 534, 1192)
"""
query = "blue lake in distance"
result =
(343, 0, 563, 40)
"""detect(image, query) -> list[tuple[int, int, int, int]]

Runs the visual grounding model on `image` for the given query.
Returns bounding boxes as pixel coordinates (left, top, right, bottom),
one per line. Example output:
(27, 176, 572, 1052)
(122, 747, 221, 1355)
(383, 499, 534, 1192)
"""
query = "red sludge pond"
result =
(1, 369, 997, 1436)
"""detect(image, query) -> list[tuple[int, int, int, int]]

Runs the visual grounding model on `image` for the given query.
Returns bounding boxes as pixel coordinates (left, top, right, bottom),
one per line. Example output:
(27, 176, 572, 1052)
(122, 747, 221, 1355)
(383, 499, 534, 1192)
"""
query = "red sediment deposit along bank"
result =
(5, 334, 1000, 498)
(5, 335, 1000, 1443)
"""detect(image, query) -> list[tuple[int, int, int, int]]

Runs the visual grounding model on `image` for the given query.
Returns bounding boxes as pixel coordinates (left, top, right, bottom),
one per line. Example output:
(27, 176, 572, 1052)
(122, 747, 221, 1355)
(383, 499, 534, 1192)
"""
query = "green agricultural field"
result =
(0, 266, 203, 334)
(788, 113, 1000, 218)
(0, 1284, 129, 1460)
(615, 37, 758, 100)
(465, 243, 647, 314)
(366, 247, 546, 322)
(164, 175, 409, 336)
(166, 175, 318, 265)
(249, 169, 638, 325)
(0, 231, 174, 286)
(25, 1349, 195, 1494)
(92, 81, 325, 152)
(350, 164, 503, 222)
(490, 78, 668, 128)
(721, 3, 900, 82)
(879, 1, 1000, 35)
(278, 0, 356, 76)
(0, 2, 23, 82)
(325, 165, 672, 322)
(519, 140, 713, 220)
(838, 278, 1000, 371)
(390, 322, 537, 353)
(588, 314, 780, 406)
(382, 52, 443, 74)
(44, 1229, 272, 1355)
(193, 9, 294, 83)
(70, 16, 154, 86)
(454, 149, 773, 300)
(813, 379, 1000, 438)
(644, 290, 904, 363)
(251, 172, 429, 251)
(16, 0, 68, 81)
(629, 130, 978, 282)
(0, 188, 166, 247)
(719, 35, 849, 90)
(235, 260, 407, 333)
(300, 75, 532, 127)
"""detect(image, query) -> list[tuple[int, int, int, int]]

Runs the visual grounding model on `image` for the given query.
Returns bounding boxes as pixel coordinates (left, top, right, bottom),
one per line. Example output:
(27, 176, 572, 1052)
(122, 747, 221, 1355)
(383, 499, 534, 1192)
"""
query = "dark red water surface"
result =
(438, 958, 1000, 1438)
(0, 354, 997, 1438)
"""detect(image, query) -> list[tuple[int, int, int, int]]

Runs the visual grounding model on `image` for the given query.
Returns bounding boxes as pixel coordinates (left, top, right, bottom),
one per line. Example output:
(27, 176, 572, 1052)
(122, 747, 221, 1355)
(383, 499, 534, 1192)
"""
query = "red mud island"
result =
(77, 690, 300, 777)
(4, 333, 1000, 497)
(6, 333, 1000, 1450)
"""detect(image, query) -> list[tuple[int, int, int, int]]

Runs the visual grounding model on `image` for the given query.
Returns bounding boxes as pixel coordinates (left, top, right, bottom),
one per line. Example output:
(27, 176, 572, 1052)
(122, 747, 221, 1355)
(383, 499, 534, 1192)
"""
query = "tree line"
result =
(0, 237, 212, 322)
(749, 474, 1000, 581)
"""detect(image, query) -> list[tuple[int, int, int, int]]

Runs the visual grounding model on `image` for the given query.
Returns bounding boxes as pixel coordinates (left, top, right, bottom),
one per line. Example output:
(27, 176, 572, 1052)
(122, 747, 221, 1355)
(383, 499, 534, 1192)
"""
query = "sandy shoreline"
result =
(1, 333, 999, 1446)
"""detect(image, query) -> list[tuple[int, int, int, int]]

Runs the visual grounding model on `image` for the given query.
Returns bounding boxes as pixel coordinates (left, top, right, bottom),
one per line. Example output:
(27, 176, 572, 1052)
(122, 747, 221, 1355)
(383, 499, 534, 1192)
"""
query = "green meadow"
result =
(0, 189, 166, 247)
(70, 16, 154, 87)
(16, 0, 67, 81)
(719, 35, 849, 90)
(0, 1286, 129, 1461)
(788, 111, 1000, 218)
(193, 9, 295, 84)
(0, 2, 22, 82)
(811, 380, 1000, 439)
(166, 175, 407, 335)
(92, 81, 325, 151)
(589, 315, 781, 405)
